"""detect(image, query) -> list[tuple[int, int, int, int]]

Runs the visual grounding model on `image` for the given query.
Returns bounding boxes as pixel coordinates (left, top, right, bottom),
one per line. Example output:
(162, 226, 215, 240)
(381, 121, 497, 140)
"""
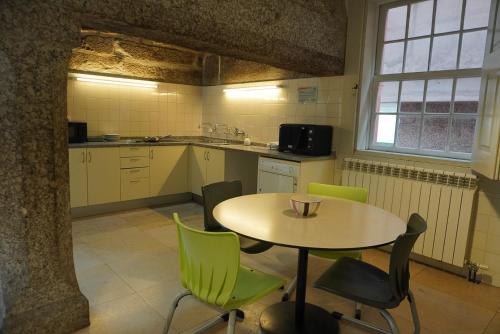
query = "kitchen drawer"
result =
(121, 171, 150, 201)
(121, 156, 149, 168)
(120, 146, 149, 158)
(121, 167, 149, 179)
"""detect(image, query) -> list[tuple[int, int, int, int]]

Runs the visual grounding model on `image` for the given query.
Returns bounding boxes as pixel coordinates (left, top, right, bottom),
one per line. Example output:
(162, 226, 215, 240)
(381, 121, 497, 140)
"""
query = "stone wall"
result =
(70, 32, 311, 85)
(72, 0, 347, 76)
(70, 31, 204, 85)
(202, 54, 309, 85)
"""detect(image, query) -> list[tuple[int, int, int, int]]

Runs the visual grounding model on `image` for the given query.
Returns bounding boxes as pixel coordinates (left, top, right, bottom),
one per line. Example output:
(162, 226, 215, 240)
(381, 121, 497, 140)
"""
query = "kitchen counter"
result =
(69, 139, 336, 162)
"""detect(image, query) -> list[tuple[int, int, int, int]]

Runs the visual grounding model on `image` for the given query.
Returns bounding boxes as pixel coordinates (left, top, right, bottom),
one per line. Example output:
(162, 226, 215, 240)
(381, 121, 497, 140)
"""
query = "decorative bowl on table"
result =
(290, 195, 322, 217)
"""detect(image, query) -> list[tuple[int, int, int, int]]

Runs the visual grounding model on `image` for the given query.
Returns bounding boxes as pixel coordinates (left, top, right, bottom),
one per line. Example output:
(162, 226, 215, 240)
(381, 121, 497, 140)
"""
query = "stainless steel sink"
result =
(190, 138, 229, 145)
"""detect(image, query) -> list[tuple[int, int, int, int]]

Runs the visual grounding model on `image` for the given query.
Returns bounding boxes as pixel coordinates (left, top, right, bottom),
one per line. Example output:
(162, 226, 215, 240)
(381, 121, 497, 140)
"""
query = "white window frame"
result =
(358, 0, 486, 160)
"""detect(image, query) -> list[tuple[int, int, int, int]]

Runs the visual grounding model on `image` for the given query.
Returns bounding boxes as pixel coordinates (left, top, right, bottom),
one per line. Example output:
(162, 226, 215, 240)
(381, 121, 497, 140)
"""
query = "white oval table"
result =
(213, 193, 406, 334)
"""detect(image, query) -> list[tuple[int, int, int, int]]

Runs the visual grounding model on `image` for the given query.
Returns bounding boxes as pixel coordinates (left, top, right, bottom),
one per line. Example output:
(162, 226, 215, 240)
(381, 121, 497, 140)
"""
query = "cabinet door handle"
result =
(81, 151, 85, 163)
(87, 151, 92, 163)
(130, 180, 140, 183)
(204, 151, 207, 161)
(207, 151, 210, 161)
(150, 149, 154, 159)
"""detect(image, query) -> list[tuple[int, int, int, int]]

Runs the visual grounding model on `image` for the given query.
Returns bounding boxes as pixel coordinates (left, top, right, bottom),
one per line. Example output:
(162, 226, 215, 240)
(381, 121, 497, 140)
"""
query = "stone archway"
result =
(0, 3, 88, 333)
(0, 1, 346, 332)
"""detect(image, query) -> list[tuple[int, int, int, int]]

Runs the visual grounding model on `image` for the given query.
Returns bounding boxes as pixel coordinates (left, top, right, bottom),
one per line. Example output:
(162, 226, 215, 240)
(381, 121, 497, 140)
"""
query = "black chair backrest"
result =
(389, 213, 427, 302)
(202, 181, 242, 232)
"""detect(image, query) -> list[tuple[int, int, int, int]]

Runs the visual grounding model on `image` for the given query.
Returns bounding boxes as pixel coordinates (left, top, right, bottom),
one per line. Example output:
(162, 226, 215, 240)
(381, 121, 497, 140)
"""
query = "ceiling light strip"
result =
(223, 85, 280, 93)
(72, 73, 158, 89)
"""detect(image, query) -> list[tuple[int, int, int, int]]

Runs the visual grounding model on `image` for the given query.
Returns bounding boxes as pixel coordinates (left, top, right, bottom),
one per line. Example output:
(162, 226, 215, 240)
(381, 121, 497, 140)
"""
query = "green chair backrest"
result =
(174, 213, 240, 307)
(308, 183, 368, 203)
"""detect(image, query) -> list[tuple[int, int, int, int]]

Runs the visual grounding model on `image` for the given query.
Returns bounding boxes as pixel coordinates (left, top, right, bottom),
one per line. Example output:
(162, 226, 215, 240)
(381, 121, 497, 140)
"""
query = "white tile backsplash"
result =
(201, 76, 344, 144)
(67, 79, 202, 137)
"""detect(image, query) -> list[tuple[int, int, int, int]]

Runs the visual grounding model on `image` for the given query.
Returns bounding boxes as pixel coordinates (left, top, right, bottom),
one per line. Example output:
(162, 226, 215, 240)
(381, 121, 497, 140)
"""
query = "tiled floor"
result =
(73, 202, 500, 334)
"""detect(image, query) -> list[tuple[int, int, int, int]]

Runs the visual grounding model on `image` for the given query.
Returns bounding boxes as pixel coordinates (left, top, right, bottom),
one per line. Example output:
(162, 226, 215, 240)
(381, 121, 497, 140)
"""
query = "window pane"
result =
(421, 116, 449, 151)
(454, 77, 481, 114)
(408, 0, 433, 38)
(376, 81, 399, 113)
(400, 80, 424, 112)
(405, 38, 430, 72)
(381, 42, 404, 74)
(375, 115, 397, 144)
(449, 117, 476, 153)
(385, 5, 408, 41)
(459, 30, 487, 69)
(426, 79, 453, 113)
(435, 0, 463, 33)
(464, 0, 491, 29)
(430, 34, 459, 71)
(396, 115, 421, 148)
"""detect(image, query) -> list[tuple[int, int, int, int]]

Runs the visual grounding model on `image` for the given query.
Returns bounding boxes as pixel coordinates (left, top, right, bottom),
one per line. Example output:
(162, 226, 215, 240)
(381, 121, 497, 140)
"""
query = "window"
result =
(369, 0, 491, 159)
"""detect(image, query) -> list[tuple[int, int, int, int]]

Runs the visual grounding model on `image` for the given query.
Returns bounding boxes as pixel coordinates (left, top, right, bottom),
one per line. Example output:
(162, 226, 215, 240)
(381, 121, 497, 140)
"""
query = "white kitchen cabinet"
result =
(472, 0, 500, 180)
(87, 147, 121, 205)
(121, 167, 150, 201)
(257, 157, 334, 194)
(189, 146, 225, 196)
(69, 148, 88, 208)
(150, 145, 189, 196)
(205, 148, 225, 185)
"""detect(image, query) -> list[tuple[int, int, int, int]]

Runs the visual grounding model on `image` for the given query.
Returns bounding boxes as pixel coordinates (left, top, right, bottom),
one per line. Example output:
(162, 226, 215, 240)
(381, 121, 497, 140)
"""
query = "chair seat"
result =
(223, 265, 285, 310)
(310, 249, 361, 260)
(314, 257, 401, 309)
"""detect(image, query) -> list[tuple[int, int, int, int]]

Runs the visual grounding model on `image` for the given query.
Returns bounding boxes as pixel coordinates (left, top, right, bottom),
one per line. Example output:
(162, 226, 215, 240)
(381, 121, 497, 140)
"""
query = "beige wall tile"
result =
(200, 76, 345, 144)
(69, 79, 202, 138)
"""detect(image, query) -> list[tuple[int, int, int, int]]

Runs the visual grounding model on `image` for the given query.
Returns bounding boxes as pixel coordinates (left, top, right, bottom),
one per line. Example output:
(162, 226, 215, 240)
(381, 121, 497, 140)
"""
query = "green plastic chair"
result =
(163, 213, 285, 334)
(282, 183, 368, 319)
(308, 182, 368, 261)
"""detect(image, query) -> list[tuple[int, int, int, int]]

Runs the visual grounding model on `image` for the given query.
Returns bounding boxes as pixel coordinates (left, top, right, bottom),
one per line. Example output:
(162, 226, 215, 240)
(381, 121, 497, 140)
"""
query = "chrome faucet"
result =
(234, 127, 245, 136)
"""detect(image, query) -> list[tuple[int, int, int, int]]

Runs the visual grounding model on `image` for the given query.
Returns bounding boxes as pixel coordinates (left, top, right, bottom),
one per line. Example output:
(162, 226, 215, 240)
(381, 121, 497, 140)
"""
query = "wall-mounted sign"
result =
(298, 86, 318, 103)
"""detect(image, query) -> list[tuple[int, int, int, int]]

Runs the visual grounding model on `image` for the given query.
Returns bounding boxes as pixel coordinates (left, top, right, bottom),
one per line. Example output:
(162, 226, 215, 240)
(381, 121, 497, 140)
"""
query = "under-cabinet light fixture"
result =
(223, 85, 282, 100)
(72, 73, 158, 89)
(223, 85, 280, 93)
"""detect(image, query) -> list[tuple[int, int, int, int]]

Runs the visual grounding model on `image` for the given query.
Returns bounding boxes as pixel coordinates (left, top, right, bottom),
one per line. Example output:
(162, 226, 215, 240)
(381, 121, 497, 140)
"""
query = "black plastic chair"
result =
(202, 180, 273, 254)
(314, 213, 427, 334)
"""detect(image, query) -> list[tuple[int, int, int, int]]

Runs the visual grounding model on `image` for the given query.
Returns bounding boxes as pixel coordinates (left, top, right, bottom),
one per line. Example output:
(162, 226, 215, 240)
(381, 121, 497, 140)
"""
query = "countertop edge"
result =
(69, 141, 336, 162)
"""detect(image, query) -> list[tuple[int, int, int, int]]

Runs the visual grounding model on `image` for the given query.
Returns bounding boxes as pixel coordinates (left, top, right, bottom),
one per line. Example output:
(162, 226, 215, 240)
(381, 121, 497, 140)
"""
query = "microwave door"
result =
(292, 127, 306, 153)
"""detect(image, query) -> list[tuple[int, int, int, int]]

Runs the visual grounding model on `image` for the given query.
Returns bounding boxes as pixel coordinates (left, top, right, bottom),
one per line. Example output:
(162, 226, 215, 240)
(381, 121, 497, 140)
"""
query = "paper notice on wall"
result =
(298, 86, 318, 103)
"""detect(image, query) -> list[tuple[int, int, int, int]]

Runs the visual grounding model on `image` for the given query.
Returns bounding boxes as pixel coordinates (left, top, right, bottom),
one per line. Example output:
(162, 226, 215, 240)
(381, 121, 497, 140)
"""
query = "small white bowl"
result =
(290, 195, 322, 217)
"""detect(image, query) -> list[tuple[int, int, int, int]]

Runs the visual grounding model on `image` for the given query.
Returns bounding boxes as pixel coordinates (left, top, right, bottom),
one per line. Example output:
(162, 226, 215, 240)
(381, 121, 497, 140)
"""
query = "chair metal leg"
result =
(379, 309, 400, 334)
(408, 289, 421, 334)
(355, 302, 362, 319)
(332, 310, 392, 334)
(282, 275, 297, 301)
(191, 313, 229, 334)
(163, 291, 192, 334)
(226, 309, 237, 334)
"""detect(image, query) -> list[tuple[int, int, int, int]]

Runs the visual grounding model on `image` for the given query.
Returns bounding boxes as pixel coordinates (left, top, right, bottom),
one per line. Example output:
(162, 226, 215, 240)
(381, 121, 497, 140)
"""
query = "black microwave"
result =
(68, 122, 87, 143)
(278, 124, 333, 156)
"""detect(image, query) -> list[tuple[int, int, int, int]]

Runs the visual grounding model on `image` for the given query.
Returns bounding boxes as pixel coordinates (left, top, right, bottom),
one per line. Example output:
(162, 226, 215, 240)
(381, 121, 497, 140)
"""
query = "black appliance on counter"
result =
(278, 124, 333, 156)
(68, 122, 87, 143)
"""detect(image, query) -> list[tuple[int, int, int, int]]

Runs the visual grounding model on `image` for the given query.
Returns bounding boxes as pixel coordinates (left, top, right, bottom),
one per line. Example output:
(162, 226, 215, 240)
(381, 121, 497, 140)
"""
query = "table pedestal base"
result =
(259, 302, 339, 334)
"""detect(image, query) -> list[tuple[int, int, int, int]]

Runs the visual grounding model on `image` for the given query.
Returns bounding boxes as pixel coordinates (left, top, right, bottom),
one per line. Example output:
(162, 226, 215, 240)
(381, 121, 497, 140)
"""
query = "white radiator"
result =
(342, 158, 477, 267)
